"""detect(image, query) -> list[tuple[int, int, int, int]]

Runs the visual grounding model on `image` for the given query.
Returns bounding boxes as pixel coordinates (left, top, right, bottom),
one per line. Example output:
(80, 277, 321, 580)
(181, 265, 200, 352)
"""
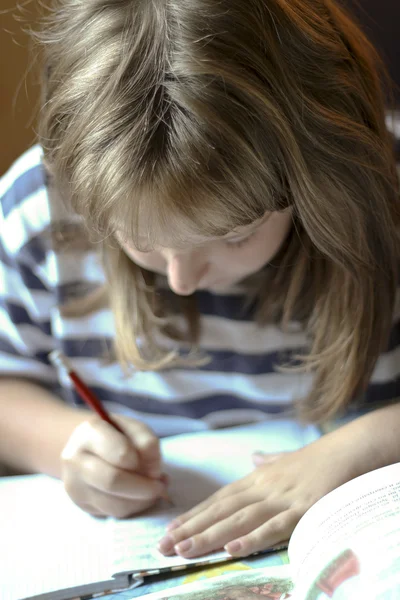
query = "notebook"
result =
(0, 420, 320, 600)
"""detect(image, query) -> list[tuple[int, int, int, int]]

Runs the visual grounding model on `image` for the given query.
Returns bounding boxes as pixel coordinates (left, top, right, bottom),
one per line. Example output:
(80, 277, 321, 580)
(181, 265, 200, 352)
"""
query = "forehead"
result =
(117, 211, 270, 251)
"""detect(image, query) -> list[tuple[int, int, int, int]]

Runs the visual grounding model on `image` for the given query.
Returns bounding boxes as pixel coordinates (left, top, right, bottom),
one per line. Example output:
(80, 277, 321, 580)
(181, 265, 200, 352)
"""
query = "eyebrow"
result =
(131, 213, 271, 249)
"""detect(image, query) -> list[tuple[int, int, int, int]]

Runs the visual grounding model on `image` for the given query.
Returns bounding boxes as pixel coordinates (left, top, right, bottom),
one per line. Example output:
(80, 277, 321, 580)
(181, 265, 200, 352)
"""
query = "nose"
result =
(166, 250, 209, 295)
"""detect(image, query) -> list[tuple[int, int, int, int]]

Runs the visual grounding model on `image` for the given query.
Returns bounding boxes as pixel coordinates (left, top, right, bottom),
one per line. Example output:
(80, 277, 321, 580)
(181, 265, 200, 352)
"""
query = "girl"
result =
(0, 0, 399, 560)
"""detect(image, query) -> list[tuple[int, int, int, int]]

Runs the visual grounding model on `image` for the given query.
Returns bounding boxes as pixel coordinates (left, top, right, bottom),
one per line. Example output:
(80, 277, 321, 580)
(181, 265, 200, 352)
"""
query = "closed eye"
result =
(224, 231, 256, 249)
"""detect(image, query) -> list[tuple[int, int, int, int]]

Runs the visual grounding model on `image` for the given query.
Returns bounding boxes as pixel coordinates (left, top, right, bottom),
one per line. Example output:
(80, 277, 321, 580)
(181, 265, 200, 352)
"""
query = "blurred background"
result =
(1, 0, 42, 175)
(1, 0, 399, 176)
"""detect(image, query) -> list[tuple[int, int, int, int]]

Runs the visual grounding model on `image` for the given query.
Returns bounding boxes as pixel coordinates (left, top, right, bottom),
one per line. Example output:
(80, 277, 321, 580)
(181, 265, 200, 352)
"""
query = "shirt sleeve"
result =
(0, 149, 58, 389)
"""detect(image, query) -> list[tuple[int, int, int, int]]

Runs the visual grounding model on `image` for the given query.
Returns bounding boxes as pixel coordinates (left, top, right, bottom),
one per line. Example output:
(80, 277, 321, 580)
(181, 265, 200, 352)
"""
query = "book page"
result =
(288, 463, 400, 599)
(0, 420, 319, 600)
(0, 475, 114, 600)
(112, 420, 320, 575)
(126, 565, 294, 600)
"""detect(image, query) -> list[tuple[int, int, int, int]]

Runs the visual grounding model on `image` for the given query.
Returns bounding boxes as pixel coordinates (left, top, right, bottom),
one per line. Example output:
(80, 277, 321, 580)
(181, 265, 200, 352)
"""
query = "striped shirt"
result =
(1, 135, 399, 437)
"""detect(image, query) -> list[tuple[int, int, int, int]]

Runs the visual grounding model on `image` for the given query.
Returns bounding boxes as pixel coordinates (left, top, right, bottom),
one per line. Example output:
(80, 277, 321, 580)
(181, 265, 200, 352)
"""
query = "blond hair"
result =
(38, 0, 399, 421)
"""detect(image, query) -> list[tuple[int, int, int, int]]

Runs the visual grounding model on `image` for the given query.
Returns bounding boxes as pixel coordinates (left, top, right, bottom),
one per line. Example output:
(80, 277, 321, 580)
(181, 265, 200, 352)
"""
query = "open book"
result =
(0, 420, 319, 600)
(107, 462, 400, 600)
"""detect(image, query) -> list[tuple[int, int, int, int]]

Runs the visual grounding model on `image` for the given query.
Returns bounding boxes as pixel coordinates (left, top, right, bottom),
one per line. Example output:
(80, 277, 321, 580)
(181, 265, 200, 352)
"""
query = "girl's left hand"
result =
(157, 429, 371, 558)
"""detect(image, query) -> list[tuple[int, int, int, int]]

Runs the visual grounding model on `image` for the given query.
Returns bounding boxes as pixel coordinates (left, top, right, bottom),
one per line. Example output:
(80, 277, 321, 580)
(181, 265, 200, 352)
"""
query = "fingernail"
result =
(158, 535, 175, 554)
(166, 519, 181, 532)
(225, 539, 242, 555)
(175, 538, 193, 554)
(252, 453, 266, 466)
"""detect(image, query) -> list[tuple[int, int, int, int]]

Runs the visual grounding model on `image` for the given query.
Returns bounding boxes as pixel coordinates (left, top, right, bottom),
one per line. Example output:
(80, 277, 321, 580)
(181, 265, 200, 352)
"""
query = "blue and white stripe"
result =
(1, 134, 399, 437)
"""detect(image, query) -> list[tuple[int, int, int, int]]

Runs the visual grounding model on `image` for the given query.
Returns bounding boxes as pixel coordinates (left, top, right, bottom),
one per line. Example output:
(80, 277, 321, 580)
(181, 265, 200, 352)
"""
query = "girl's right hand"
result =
(61, 415, 166, 518)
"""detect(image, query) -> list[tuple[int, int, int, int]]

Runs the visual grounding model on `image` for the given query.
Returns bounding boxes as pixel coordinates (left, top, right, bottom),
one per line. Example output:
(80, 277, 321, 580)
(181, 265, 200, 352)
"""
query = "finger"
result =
(159, 473, 170, 486)
(63, 420, 140, 471)
(90, 488, 158, 519)
(224, 509, 297, 557)
(159, 491, 252, 555)
(85, 507, 108, 519)
(87, 510, 106, 518)
(80, 452, 166, 500)
(166, 478, 249, 532)
(162, 500, 274, 559)
(114, 417, 162, 478)
(68, 498, 105, 518)
(64, 484, 151, 520)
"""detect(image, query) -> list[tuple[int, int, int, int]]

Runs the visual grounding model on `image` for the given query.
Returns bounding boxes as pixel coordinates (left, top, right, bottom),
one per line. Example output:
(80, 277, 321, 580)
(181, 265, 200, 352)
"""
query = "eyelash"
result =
(224, 232, 255, 249)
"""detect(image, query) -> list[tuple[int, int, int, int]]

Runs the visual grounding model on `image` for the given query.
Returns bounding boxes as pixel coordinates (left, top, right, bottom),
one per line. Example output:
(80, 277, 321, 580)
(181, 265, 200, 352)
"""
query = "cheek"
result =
(253, 212, 292, 265)
(217, 219, 291, 275)
(214, 245, 268, 277)
(242, 242, 274, 271)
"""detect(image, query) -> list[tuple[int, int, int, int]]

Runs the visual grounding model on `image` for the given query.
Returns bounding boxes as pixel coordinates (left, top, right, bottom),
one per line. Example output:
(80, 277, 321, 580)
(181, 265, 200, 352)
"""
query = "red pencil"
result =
(49, 350, 124, 433)
(48, 350, 172, 503)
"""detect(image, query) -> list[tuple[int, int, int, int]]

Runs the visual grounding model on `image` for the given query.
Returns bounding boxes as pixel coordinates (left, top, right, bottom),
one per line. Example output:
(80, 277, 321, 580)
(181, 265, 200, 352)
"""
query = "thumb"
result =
(114, 416, 162, 479)
(252, 451, 284, 467)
